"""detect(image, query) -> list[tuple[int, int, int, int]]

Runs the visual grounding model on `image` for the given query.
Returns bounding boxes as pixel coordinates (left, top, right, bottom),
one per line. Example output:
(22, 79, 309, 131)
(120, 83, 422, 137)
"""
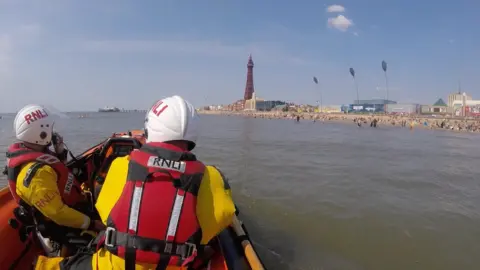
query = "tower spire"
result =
(243, 54, 255, 100)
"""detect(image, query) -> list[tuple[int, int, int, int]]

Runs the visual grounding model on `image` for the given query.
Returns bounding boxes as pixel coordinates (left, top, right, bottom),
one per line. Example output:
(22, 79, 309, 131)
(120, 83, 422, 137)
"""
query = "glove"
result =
(80, 230, 97, 238)
(52, 132, 65, 155)
(88, 219, 107, 232)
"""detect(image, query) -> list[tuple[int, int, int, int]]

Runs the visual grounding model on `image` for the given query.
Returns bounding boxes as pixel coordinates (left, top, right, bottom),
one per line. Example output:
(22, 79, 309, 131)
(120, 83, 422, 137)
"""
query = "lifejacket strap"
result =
(6, 149, 33, 158)
(103, 227, 199, 259)
(23, 162, 45, 188)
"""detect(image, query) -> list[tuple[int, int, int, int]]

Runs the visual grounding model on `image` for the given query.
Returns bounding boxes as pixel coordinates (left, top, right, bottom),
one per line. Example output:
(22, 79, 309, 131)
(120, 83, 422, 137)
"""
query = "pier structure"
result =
(119, 109, 148, 113)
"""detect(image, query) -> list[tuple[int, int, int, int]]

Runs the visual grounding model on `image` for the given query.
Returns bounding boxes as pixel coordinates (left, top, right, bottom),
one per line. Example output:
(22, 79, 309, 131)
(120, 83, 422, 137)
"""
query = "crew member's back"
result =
(34, 95, 236, 270)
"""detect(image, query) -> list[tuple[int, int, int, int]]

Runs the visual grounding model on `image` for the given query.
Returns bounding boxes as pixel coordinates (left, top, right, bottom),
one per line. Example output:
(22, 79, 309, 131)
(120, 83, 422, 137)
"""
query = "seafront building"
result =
(387, 103, 422, 114)
(341, 99, 396, 113)
(207, 56, 479, 117)
(448, 92, 472, 108)
(420, 99, 451, 115)
(447, 92, 480, 116)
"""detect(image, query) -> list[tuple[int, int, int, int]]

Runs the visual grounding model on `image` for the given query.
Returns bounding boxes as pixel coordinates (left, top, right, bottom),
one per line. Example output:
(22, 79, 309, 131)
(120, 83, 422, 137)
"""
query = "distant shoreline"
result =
(197, 110, 480, 133)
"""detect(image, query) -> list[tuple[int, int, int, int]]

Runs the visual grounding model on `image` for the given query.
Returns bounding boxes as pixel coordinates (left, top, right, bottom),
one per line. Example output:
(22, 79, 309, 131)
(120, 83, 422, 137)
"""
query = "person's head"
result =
(144, 95, 199, 150)
(14, 104, 54, 151)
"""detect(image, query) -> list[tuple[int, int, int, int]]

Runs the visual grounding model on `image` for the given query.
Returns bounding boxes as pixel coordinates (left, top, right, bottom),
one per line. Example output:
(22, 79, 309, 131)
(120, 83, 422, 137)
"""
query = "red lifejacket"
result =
(5, 142, 84, 206)
(104, 142, 206, 269)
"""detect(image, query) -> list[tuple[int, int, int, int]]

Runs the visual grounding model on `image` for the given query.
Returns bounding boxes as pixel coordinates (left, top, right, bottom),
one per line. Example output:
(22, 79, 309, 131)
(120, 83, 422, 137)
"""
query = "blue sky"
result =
(0, 0, 478, 112)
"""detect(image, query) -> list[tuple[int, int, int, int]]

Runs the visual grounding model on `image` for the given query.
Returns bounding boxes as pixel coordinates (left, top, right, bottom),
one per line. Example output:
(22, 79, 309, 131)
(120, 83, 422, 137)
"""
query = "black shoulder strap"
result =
(23, 162, 46, 188)
(140, 145, 197, 161)
(6, 148, 34, 159)
(126, 159, 151, 182)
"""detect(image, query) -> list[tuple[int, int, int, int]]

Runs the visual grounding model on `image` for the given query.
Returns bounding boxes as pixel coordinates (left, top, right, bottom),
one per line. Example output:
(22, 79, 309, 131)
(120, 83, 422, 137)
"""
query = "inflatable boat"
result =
(0, 130, 265, 270)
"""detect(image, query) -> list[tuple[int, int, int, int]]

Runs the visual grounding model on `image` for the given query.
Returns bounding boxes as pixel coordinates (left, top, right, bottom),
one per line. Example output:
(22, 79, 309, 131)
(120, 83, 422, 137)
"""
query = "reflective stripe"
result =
(166, 190, 185, 242)
(128, 186, 143, 232)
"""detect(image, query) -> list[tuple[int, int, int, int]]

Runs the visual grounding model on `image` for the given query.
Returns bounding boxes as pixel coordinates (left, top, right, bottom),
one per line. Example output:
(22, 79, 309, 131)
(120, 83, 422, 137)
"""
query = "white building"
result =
(448, 92, 472, 107)
(449, 93, 480, 116)
(244, 92, 265, 111)
(452, 100, 480, 107)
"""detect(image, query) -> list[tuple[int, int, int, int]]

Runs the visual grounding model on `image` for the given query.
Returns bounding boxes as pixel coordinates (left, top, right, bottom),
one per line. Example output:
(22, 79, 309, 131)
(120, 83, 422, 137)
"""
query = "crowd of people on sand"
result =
(198, 110, 480, 133)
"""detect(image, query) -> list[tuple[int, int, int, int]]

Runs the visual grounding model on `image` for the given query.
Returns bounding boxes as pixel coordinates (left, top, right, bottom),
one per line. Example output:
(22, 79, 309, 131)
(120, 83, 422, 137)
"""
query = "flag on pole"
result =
(313, 76, 318, 84)
(382, 60, 387, 72)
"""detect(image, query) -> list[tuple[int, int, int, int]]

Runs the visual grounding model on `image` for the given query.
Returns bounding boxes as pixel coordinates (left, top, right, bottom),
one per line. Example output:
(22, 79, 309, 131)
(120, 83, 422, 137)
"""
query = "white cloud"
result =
(353, 32, 359, 36)
(326, 5, 345, 13)
(327, 15, 353, 32)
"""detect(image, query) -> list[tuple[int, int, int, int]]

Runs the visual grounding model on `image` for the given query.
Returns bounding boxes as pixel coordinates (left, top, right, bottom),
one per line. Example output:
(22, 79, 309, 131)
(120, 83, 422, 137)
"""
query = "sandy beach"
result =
(198, 110, 480, 133)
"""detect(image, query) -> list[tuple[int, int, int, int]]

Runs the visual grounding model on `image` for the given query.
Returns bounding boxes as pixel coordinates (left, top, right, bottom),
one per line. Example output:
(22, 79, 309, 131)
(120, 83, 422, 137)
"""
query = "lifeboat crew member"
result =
(34, 96, 236, 269)
(4, 104, 105, 238)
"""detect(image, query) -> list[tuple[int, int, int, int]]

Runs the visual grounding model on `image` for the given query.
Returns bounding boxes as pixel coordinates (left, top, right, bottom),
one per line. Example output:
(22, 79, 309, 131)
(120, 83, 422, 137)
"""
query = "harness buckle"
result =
(104, 227, 116, 248)
(182, 242, 197, 260)
(164, 242, 173, 254)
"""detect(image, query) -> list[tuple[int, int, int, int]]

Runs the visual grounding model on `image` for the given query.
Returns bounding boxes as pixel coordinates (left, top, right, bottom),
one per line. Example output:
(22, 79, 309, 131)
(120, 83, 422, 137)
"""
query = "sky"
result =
(0, 0, 479, 112)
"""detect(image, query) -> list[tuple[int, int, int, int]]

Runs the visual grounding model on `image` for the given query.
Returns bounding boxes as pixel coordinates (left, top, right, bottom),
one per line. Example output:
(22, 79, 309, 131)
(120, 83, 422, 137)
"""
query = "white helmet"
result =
(145, 95, 199, 150)
(14, 104, 54, 146)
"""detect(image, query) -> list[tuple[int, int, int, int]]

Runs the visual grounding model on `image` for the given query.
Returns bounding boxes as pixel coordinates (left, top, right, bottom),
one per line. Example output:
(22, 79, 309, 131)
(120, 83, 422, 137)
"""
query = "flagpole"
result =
(349, 68, 359, 104)
(382, 61, 389, 113)
(319, 85, 323, 113)
(313, 76, 322, 113)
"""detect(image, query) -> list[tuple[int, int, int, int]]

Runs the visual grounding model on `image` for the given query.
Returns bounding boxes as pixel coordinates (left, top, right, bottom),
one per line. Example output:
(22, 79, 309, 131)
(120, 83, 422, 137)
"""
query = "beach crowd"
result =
(198, 110, 480, 133)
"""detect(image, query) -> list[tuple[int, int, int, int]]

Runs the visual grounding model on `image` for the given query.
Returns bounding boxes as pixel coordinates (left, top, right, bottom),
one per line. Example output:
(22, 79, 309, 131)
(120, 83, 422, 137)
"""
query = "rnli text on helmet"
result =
(24, 109, 49, 125)
(151, 101, 169, 117)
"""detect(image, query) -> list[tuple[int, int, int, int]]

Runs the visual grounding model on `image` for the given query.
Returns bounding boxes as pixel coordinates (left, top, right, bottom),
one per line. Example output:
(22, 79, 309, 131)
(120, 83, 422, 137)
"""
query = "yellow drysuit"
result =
(16, 162, 90, 229)
(35, 155, 236, 270)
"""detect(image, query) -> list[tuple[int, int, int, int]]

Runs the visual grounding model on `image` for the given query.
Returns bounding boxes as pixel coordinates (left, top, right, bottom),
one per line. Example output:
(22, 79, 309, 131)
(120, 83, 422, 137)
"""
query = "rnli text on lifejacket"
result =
(64, 173, 74, 194)
(147, 156, 186, 173)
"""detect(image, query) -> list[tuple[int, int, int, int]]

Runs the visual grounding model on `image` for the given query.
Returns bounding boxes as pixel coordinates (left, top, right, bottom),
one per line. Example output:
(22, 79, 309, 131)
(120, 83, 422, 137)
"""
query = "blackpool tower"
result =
(243, 54, 255, 100)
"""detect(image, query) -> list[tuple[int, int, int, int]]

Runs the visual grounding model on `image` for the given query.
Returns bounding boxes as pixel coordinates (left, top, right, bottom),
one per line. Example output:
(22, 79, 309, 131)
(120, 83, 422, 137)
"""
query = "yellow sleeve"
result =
(95, 156, 129, 224)
(196, 165, 236, 244)
(16, 162, 90, 229)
